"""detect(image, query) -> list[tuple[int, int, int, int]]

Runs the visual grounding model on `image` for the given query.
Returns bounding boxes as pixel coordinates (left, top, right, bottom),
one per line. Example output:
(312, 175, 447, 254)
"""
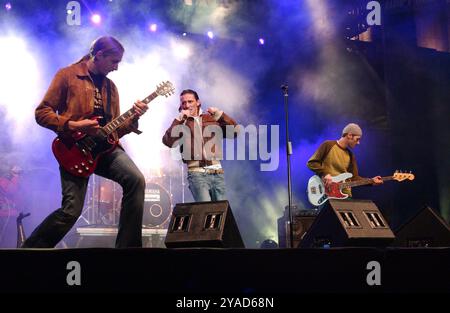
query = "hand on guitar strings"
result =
(68, 119, 100, 135)
(133, 100, 149, 117)
(322, 174, 333, 188)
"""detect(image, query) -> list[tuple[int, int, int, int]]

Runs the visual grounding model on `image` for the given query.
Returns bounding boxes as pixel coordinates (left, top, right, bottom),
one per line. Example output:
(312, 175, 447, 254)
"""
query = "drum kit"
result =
(0, 155, 187, 246)
(0, 160, 185, 247)
(81, 165, 186, 229)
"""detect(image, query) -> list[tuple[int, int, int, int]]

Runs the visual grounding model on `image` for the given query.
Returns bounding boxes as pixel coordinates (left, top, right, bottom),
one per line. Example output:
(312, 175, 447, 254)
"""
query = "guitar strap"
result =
(106, 79, 112, 122)
(347, 148, 354, 172)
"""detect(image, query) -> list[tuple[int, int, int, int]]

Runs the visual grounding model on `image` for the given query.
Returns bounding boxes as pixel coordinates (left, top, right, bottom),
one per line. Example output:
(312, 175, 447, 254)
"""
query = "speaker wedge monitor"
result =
(392, 206, 450, 247)
(300, 199, 395, 248)
(164, 200, 244, 248)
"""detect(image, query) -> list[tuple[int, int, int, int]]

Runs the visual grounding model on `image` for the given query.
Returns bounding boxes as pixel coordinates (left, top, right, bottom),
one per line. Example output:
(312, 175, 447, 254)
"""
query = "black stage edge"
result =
(0, 247, 449, 295)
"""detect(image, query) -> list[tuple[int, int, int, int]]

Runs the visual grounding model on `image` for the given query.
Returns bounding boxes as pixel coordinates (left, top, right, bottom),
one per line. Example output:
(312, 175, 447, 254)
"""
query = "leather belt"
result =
(188, 168, 224, 174)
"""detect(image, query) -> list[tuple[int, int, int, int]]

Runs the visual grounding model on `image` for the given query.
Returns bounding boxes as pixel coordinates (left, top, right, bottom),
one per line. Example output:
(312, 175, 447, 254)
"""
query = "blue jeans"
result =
(187, 172, 226, 202)
(22, 147, 146, 248)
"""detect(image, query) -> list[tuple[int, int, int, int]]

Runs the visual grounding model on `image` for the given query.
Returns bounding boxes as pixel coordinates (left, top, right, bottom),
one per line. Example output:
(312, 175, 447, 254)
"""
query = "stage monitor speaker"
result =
(299, 199, 395, 248)
(392, 206, 450, 247)
(277, 206, 319, 248)
(164, 200, 244, 248)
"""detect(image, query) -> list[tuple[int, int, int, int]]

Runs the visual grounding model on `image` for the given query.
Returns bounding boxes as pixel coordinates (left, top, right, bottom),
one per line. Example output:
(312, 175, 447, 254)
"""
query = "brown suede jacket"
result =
(35, 61, 139, 141)
(162, 111, 239, 168)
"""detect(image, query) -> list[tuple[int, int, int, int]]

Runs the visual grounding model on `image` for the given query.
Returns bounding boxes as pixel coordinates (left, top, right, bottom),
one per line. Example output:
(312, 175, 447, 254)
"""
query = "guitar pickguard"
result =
(52, 132, 117, 177)
(326, 182, 348, 199)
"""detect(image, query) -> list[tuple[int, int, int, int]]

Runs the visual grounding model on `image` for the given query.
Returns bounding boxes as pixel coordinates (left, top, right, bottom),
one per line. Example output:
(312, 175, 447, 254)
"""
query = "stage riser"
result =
(1, 248, 449, 293)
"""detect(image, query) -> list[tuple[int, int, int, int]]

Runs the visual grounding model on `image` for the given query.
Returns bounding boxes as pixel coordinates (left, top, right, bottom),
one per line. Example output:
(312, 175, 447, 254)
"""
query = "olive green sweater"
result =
(307, 140, 363, 195)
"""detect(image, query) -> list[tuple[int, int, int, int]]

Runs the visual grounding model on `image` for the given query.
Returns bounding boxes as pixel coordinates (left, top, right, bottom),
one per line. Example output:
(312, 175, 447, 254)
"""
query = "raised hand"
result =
(207, 107, 220, 115)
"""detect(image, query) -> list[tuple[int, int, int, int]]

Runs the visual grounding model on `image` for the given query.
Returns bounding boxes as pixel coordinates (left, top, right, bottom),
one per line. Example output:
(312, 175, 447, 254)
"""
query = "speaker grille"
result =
(300, 199, 395, 248)
(165, 200, 244, 248)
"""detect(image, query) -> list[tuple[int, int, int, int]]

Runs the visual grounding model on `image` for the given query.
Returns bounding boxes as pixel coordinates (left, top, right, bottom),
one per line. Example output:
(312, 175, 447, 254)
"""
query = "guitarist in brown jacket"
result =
(22, 36, 149, 248)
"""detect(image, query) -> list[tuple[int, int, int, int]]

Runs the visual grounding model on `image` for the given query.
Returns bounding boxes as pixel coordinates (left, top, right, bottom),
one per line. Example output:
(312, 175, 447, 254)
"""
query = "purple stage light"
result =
(207, 31, 214, 39)
(91, 14, 102, 24)
(5, 2, 12, 11)
(149, 23, 157, 32)
(259, 38, 265, 45)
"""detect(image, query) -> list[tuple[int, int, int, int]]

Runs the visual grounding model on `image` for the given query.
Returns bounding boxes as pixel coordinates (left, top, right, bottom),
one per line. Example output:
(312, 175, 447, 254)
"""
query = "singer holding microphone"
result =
(162, 89, 239, 202)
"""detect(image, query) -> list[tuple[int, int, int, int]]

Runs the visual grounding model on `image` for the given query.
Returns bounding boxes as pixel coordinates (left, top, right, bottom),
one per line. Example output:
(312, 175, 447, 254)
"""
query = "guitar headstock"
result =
(156, 81, 175, 98)
(392, 171, 415, 182)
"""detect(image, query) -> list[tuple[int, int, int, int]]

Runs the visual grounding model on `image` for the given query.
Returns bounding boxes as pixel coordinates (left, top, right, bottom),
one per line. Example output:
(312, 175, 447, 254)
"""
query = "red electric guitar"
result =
(52, 81, 174, 177)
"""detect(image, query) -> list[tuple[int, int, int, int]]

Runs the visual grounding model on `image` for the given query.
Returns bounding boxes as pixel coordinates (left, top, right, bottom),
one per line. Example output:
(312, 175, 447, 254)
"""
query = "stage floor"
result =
(0, 247, 449, 294)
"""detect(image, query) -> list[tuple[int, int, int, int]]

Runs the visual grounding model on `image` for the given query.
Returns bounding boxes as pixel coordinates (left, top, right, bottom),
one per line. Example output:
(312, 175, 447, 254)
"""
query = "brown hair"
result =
(75, 36, 124, 64)
(180, 89, 199, 100)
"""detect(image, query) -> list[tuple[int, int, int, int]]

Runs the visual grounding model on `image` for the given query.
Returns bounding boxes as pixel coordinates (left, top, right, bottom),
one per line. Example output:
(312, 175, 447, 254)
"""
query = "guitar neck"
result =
(340, 176, 393, 188)
(102, 91, 158, 135)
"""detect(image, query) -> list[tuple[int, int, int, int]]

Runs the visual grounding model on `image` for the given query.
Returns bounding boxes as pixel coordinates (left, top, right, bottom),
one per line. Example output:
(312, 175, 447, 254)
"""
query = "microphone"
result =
(281, 84, 288, 95)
